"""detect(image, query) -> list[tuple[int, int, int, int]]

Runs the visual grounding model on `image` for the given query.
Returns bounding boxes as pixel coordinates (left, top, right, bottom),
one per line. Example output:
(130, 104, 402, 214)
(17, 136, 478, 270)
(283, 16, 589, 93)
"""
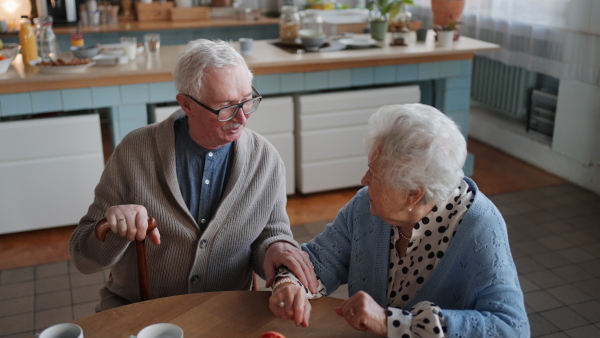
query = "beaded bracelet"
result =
(272, 277, 301, 292)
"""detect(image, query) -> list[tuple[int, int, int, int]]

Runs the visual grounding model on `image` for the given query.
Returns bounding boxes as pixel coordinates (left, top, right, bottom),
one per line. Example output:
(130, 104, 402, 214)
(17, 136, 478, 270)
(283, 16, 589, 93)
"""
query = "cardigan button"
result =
(191, 275, 200, 284)
(199, 239, 207, 249)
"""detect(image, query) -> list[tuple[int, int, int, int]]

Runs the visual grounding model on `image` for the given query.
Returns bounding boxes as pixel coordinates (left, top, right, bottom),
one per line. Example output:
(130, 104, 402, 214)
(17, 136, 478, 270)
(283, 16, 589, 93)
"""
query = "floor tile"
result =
(0, 267, 34, 285)
(524, 270, 568, 289)
(0, 312, 33, 336)
(514, 240, 551, 256)
(35, 261, 69, 279)
(538, 332, 569, 338)
(35, 275, 70, 294)
(546, 284, 591, 306)
(71, 284, 103, 305)
(537, 235, 576, 251)
(532, 252, 572, 269)
(35, 289, 72, 311)
(539, 306, 589, 331)
(290, 224, 310, 238)
(572, 279, 600, 299)
(525, 290, 563, 312)
(545, 206, 585, 219)
(519, 223, 553, 239)
(507, 228, 530, 243)
(69, 271, 105, 288)
(565, 216, 598, 231)
(34, 305, 73, 330)
(529, 198, 562, 210)
(556, 248, 595, 264)
(577, 259, 600, 278)
(543, 221, 577, 236)
(518, 275, 540, 293)
(563, 324, 600, 338)
(496, 204, 519, 216)
(0, 281, 34, 300)
(0, 296, 34, 317)
(551, 265, 593, 284)
(528, 313, 560, 337)
(514, 256, 547, 275)
(569, 300, 600, 323)
(490, 193, 524, 205)
(562, 231, 598, 246)
(580, 242, 600, 258)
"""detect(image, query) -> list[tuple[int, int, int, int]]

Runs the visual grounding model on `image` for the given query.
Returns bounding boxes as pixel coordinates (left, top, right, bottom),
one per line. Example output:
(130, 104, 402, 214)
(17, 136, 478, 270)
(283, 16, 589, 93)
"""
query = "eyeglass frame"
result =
(184, 86, 262, 122)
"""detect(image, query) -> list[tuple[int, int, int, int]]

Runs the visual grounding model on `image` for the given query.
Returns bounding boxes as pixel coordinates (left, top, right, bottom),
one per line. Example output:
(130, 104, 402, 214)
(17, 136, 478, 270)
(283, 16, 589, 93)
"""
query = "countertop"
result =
(0, 33, 499, 94)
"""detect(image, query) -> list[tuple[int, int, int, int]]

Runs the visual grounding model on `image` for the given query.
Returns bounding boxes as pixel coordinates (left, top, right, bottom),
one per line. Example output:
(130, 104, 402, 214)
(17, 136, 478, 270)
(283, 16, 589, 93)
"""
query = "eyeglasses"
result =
(185, 86, 262, 122)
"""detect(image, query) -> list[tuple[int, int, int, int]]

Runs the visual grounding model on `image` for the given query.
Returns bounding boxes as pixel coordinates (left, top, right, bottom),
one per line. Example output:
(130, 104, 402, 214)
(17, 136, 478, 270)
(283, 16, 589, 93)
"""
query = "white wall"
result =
(469, 79, 600, 195)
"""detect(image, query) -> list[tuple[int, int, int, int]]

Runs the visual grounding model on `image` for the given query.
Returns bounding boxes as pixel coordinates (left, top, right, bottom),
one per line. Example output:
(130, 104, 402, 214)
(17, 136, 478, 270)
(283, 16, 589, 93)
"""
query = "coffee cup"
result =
(239, 38, 253, 55)
(39, 323, 83, 338)
(136, 323, 183, 338)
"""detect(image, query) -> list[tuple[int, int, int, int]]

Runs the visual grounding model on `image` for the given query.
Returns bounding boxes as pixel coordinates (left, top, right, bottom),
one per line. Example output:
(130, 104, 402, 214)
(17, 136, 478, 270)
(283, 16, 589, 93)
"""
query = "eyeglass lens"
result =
(218, 98, 261, 121)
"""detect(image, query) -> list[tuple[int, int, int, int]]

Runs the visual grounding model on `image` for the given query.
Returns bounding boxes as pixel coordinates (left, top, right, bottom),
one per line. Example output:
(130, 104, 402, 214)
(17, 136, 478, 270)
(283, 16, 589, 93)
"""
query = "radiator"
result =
(471, 56, 537, 119)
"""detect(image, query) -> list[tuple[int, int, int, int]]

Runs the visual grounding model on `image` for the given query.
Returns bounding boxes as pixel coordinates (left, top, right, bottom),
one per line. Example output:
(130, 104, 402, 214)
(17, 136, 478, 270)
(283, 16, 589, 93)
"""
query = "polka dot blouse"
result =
(386, 179, 474, 337)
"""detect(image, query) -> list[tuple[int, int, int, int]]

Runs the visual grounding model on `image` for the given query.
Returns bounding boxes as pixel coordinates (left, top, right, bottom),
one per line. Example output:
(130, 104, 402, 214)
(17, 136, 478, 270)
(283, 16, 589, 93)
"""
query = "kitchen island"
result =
(0, 34, 498, 234)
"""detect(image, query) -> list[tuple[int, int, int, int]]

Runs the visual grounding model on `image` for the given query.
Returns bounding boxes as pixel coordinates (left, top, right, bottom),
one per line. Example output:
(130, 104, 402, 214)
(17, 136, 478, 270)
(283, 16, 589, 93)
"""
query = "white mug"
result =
(39, 323, 83, 338)
(136, 323, 183, 338)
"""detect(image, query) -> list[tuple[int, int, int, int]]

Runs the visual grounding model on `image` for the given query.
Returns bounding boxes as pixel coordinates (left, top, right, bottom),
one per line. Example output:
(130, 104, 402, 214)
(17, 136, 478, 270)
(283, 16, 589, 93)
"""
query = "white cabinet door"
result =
(0, 115, 104, 234)
(296, 86, 420, 193)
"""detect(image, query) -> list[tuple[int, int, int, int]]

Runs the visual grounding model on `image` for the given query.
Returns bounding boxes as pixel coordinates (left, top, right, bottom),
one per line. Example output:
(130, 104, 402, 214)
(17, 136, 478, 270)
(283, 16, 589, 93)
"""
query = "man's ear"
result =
(176, 94, 193, 117)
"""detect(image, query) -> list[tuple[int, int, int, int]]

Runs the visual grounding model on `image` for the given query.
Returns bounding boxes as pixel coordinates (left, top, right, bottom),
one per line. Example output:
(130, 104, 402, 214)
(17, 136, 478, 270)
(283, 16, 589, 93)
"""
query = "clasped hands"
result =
(103, 205, 160, 245)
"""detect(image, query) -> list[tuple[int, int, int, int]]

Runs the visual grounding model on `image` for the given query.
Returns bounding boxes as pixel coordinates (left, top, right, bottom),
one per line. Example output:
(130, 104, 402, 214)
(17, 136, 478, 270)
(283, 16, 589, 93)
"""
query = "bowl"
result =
(299, 29, 326, 51)
(70, 45, 99, 59)
(0, 55, 15, 74)
(0, 43, 21, 59)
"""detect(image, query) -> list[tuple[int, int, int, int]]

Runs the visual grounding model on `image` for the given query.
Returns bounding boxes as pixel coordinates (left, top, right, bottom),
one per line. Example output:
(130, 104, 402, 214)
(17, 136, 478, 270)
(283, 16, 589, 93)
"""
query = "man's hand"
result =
(105, 205, 161, 245)
(264, 242, 317, 293)
(335, 291, 387, 336)
(269, 283, 312, 327)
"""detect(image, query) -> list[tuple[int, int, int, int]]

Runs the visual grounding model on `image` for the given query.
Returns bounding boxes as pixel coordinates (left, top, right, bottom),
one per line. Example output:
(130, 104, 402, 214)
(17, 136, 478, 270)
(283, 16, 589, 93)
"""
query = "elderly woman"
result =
(269, 104, 529, 337)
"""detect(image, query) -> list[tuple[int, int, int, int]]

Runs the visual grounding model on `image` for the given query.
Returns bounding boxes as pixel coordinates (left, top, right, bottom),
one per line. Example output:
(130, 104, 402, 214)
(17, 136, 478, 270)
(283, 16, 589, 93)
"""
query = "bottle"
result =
(37, 16, 59, 62)
(279, 6, 300, 44)
(301, 9, 324, 36)
(18, 16, 39, 65)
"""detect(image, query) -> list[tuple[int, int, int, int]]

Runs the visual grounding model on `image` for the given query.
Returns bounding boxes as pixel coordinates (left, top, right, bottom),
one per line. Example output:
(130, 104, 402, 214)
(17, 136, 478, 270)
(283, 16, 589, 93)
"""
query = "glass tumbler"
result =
(120, 36, 137, 61)
(144, 33, 160, 54)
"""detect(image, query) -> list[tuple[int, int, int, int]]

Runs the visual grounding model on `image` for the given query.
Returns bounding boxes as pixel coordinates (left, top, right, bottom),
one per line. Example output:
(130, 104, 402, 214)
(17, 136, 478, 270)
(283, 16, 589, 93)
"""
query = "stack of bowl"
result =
(0, 43, 20, 74)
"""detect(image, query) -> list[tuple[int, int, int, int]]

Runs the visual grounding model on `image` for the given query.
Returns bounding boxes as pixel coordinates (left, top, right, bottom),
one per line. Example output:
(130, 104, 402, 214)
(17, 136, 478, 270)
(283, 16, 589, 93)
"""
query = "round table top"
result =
(72, 290, 377, 337)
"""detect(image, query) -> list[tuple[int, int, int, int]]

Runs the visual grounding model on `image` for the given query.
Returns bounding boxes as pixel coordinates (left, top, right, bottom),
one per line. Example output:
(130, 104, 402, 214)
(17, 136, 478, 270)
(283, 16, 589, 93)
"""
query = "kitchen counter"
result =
(0, 34, 498, 94)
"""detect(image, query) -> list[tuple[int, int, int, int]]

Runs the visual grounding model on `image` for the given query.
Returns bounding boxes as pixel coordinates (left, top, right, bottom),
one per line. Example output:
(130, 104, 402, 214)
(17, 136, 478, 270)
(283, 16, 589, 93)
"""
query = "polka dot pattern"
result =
(385, 179, 474, 336)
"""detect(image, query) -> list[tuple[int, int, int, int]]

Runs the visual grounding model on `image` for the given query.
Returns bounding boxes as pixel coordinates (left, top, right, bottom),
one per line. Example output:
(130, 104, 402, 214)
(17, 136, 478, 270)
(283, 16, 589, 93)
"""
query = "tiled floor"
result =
(0, 183, 599, 337)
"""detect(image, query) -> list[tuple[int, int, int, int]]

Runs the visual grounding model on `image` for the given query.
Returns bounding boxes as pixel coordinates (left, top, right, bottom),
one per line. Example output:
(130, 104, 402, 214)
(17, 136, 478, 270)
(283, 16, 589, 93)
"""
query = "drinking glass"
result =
(120, 36, 137, 61)
(144, 33, 161, 54)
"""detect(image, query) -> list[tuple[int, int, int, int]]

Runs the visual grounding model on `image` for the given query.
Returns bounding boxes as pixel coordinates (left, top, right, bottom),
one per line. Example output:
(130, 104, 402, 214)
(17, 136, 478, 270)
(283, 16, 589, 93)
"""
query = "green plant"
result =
(434, 20, 461, 31)
(367, 0, 415, 22)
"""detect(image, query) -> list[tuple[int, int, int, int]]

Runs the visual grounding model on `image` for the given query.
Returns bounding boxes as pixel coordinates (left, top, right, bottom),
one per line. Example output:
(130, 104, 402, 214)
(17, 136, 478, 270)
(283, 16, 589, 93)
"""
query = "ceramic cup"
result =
(136, 323, 183, 338)
(436, 30, 454, 48)
(239, 38, 253, 55)
(120, 36, 137, 61)
(39, 323, 83, 338)
(416, 28, 428, 42)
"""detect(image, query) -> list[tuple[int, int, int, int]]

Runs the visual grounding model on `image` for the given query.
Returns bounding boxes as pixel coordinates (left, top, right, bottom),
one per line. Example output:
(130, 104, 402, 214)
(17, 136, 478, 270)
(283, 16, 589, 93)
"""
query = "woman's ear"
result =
(176, 94, 193, 117)
(407, 187, 426, 207)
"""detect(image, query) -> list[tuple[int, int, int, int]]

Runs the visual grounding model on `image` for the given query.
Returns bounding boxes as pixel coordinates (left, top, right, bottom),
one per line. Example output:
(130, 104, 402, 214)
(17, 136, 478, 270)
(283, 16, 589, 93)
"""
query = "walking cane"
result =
(94, 217, 157, 301)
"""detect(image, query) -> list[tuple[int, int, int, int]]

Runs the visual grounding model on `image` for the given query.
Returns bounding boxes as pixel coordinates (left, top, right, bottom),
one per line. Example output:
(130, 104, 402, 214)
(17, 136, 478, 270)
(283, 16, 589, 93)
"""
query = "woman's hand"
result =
(105, 205, 160, 245)
(269, 283, 312, 327)
(335, 291, 387, 336)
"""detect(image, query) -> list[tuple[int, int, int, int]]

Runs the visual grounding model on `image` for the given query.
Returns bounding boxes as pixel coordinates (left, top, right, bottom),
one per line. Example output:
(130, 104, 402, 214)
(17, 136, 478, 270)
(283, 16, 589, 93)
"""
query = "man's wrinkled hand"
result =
(264, 242, 317, 293)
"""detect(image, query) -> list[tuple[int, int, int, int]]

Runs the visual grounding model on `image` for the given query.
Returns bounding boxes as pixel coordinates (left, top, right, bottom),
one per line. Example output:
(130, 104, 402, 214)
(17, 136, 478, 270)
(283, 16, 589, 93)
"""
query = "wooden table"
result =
(72, 291, 377, 337)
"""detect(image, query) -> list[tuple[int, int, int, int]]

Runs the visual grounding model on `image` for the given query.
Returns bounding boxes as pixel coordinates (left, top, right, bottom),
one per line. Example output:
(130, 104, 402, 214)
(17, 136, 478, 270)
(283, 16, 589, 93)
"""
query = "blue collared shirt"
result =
(174, 117, 232, 232)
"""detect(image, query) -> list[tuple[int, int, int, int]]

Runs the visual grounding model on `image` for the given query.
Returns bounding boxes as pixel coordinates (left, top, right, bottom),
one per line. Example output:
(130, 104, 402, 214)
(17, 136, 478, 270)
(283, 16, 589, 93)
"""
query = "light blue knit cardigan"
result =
(302, 177, 530, 337)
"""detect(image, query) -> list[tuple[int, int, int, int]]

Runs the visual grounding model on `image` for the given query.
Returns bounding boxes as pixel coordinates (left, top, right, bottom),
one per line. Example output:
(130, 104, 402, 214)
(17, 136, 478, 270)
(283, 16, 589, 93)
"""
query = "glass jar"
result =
(301, 9, 323, 36)
(18, 16, 39, 65)
(37, 16, 59, 62)
(279, 5, 300, 43)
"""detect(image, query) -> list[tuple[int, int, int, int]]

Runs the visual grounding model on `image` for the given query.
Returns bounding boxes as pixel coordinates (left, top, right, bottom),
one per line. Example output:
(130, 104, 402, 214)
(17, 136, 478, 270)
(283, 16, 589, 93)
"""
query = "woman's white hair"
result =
(172, 39, 253, 99)
(365, 103, 467, 205)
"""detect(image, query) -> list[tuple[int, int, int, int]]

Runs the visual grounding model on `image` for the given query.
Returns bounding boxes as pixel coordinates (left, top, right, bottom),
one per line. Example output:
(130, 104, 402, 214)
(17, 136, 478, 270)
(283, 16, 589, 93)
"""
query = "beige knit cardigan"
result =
(69, 109, 296, 311)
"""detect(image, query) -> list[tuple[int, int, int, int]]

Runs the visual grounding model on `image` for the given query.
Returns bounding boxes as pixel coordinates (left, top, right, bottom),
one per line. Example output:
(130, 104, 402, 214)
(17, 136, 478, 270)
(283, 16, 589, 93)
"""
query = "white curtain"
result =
(411, 0, 600, 86)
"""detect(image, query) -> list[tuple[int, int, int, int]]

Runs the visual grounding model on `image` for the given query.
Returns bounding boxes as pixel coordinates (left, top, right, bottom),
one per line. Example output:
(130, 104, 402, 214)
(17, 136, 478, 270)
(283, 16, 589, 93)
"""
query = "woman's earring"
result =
(408, 206, 413, 212)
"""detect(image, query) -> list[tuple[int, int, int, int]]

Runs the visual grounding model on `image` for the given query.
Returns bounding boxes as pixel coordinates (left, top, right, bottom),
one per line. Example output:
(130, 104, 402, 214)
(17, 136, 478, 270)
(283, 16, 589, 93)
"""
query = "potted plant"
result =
(433, 21, 460, 47)
(431, 0, 465, 40)
(367, 0, 415, 41)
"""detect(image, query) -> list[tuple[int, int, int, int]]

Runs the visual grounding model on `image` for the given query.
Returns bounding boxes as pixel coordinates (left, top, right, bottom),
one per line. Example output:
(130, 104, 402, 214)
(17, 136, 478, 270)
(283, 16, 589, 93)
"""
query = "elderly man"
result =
(70, 39, 315, 311)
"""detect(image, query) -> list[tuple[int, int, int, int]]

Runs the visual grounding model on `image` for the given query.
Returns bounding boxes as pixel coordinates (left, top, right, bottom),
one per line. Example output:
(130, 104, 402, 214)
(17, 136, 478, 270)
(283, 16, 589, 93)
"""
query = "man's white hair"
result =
(172, 39, 253, 100)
